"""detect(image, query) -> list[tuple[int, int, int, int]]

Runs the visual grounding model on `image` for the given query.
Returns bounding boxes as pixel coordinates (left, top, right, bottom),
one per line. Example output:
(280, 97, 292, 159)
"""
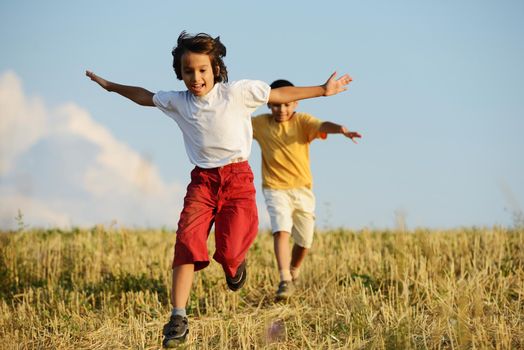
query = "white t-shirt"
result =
(153, 80, 270, 169)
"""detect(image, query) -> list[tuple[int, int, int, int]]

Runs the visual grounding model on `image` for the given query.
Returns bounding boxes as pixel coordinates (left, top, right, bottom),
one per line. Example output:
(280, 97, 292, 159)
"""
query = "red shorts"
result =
(173, 161, 258, 277)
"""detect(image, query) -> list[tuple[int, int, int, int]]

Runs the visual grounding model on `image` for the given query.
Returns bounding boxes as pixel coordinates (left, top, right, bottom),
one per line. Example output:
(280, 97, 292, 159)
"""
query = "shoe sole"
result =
(163, 329, 189, 348)
(275, 291, 294, 301)
(226, 261, 246, 291)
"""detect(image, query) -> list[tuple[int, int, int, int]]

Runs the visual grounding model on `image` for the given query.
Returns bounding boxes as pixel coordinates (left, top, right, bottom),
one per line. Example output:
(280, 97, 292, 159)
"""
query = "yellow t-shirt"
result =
(252, 112, 326, 189)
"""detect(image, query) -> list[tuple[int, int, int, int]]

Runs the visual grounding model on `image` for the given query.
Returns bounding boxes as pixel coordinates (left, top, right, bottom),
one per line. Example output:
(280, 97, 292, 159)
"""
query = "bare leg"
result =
(290, 244, 308, 281)
(273, 231, 292, 280)
(170, 264, 195, 308)
(290, 244, 308, 269)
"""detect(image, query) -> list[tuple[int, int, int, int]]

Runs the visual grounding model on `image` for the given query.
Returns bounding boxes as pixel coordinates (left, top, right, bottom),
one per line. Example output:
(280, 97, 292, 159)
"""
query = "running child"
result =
(252, 79, 361, 300)
(86, 32, 352, 347)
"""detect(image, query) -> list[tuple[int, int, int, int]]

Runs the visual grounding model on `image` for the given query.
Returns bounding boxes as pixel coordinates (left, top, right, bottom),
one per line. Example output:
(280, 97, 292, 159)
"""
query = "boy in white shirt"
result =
(86, 31, 353, 347)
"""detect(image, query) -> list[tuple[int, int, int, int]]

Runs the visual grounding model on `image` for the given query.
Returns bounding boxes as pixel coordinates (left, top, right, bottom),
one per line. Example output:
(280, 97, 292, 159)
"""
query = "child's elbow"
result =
(139, 94, 155, 106)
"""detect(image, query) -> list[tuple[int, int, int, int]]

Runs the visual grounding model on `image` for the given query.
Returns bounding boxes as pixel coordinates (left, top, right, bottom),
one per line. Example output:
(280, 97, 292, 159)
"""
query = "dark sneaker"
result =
(162, 315, 189, 348)
(275, 280, 295, 300)
(226, 260, 247, 291)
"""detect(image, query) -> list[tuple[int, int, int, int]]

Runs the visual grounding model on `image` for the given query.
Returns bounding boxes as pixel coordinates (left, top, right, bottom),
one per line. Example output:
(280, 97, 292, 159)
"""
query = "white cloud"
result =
(0, 71, 47, 175)
(0, 71, 184, 229)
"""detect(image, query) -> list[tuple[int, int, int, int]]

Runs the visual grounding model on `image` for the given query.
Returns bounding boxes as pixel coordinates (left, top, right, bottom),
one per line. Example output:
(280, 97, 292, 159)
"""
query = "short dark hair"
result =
(270, 79, 294, 89)
(172, 31, 228, 83)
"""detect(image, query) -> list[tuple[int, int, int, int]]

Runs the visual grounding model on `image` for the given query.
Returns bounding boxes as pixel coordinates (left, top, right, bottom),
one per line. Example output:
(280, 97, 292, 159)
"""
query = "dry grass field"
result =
(0, 226, 523, 349)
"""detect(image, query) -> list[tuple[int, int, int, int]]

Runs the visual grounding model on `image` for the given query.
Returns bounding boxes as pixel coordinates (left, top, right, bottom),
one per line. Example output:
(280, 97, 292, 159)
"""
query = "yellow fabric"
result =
(252, 112, 326, 189)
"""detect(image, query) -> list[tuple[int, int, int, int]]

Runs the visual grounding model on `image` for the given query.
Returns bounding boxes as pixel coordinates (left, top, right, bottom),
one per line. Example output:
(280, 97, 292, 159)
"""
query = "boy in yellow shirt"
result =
(252, 79, 361, 300)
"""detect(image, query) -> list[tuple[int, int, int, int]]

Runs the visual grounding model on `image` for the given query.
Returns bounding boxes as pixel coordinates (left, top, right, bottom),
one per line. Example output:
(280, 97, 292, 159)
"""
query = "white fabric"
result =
(262, 187, 316, 248)
(153, 80, 270, 168)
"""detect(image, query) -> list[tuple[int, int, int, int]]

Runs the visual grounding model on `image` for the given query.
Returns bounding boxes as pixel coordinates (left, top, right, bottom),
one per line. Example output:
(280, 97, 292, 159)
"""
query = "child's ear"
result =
(214, 65, 220, 78)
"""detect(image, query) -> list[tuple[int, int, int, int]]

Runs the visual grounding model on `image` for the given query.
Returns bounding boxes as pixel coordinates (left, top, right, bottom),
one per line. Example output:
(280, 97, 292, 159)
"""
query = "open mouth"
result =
(190, 84, 205, 94)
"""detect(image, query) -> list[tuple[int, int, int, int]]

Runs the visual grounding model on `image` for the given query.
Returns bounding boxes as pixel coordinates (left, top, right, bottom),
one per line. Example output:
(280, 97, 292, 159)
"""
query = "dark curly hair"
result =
(172, 31, 228, 83)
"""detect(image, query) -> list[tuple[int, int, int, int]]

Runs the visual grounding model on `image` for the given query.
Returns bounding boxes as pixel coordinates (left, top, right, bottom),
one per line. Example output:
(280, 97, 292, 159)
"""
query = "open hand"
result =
(341, 127, 362, 143)
(323, 72, 352, 96)
(86, 70, 110, 91)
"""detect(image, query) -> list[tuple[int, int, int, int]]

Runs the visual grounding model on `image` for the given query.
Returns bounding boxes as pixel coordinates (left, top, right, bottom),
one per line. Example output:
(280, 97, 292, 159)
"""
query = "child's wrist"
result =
(320, 84, 328, 96)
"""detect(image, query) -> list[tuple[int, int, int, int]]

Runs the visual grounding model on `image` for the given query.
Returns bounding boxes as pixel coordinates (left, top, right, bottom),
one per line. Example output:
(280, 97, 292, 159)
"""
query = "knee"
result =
(273, 231, 290, 240)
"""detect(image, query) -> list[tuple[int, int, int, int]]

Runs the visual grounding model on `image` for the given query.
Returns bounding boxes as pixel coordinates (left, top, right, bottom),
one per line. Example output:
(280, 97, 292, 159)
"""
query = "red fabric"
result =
(173, 161, 258, 277)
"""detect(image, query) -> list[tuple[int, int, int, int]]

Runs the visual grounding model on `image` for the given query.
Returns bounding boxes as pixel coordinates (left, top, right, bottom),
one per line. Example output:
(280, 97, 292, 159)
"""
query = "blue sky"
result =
(1, 0, 523, 230)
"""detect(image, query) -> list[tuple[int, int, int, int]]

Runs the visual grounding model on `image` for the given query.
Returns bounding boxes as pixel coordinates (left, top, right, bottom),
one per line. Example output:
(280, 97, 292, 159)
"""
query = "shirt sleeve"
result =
(153, 90, 183, 119)
(300, 113, 327, 142)
(235, 80, 271, 111)
(153, 90, 172, 109)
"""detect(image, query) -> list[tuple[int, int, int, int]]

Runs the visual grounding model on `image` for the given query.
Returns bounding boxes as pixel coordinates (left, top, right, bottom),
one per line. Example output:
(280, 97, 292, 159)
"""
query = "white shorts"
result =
(262, 187, 316, 248)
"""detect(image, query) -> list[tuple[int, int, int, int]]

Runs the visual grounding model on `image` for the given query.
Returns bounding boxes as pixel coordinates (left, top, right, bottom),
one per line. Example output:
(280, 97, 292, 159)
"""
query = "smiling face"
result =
(181, 51, 216, 96)
(268, 101, 298, 123)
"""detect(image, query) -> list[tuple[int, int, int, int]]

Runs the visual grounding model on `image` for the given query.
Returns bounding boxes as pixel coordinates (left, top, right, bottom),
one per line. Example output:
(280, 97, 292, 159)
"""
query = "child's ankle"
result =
(290, 266, 301, 281)
(171, 307, 187, 318)
(279, 269, 292, 282)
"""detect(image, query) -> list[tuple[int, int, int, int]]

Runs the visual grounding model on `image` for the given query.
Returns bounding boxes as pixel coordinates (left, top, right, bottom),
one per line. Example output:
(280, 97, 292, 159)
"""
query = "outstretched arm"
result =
(268, 72, 352, 104)
(85, 70, 155, 106)
(319, 121, 362, 144)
